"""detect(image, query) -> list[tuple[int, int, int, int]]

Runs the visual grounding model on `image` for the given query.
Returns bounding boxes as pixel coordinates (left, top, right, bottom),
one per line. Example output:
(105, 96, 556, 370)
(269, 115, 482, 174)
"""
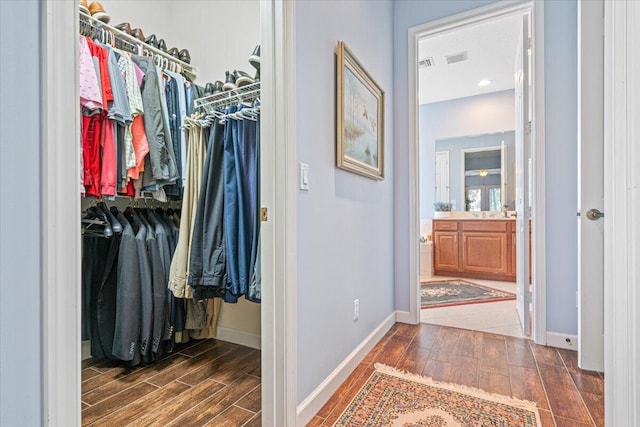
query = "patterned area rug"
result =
(421, 279, 515, 309)
(333, 363, 542, 427)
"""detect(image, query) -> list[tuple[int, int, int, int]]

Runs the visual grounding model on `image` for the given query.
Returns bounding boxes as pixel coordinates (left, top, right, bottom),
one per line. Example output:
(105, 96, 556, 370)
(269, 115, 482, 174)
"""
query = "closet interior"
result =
(79, 2, 263, 425)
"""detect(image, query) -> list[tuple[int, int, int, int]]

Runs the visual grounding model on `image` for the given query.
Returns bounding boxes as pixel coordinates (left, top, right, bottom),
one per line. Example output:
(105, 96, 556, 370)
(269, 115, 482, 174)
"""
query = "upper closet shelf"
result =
(79, 12, 198, 79)
(194, 81, 261, 113)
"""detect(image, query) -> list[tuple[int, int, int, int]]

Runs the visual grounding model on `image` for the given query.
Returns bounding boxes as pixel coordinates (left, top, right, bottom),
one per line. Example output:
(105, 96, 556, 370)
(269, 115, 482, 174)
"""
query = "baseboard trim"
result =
(216, 326, 261, 350)
(296, 311, 396, 426)
(395, 310, 415, 324)
(546, 332, 578, 351)
(81, 340, 91, 360)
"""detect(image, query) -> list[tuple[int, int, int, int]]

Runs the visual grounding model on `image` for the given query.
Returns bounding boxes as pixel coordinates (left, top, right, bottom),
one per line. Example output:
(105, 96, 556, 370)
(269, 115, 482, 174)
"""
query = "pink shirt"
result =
(79, 36, 103, 111)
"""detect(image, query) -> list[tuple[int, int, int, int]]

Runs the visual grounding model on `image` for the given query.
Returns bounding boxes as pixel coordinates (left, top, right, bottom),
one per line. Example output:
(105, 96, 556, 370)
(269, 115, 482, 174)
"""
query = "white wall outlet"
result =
(299, 162, 309, 191)
(353, 299, 359, 321)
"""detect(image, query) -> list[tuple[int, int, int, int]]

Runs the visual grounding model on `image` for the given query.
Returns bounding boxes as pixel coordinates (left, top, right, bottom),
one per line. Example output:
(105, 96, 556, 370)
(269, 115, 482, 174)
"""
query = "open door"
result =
(501, 140, 507, 209)
(435, 151, 450, 204)
(514, 15, 531, 336)
(577, 0, 604, 371)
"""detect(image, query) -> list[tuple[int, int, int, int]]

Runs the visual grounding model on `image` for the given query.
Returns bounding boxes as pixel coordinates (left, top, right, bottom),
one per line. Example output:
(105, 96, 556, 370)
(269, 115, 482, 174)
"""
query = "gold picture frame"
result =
(336, 41, 385, 180)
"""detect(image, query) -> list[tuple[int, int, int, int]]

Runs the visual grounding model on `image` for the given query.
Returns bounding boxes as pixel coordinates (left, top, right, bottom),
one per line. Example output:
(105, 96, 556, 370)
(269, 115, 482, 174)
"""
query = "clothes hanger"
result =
(83, 205, 113, 238)
(97, 202, 122, 233)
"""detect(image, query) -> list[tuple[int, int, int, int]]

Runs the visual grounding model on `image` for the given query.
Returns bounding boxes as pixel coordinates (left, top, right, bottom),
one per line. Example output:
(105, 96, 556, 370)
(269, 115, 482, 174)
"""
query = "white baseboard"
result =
(81, 340, 91, 360)
(216, 327, 261, 350)
(296, 312, 396, 426)
(395, 310, 416, 324)
(546, 332, 578, 351)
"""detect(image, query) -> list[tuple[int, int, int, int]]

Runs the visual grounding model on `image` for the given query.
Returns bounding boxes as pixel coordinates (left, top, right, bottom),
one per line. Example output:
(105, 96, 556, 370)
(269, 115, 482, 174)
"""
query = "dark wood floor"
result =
(308, 323, 604, 427)
(81, 339, 261, 427)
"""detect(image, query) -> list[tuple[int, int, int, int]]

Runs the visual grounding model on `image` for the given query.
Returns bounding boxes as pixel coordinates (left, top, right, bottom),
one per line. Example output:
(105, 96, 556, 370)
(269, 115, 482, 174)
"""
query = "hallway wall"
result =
(393, 0, 579, 336)
(0, 1, 43, 425)
(295, 0, 395, 405)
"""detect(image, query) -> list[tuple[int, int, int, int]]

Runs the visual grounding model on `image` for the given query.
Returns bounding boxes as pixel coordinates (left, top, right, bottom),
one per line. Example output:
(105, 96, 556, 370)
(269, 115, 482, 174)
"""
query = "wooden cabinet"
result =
(433, 219, 516, 281)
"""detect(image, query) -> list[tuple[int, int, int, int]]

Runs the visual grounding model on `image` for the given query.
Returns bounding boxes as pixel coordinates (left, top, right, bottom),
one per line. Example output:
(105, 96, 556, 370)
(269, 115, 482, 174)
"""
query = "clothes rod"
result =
(79, 12, 198, 79)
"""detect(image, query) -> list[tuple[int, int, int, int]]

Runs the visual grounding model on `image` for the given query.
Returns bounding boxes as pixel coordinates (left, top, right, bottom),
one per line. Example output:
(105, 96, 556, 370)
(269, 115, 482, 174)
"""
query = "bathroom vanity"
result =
(433, 218, 529, 282)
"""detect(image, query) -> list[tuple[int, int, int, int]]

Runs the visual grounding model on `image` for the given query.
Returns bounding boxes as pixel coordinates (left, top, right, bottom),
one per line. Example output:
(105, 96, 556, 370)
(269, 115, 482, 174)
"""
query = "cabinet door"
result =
(434, 231, 459, 271)
(461, 231, 508, 275)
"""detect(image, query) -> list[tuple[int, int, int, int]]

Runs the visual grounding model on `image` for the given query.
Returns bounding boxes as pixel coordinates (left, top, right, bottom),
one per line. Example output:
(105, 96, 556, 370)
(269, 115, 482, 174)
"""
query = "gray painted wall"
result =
(394, 0, 579, 335)
(0, 1, 43, 425)
(420, 89, 516, 216)
(296, 0, 395, 404)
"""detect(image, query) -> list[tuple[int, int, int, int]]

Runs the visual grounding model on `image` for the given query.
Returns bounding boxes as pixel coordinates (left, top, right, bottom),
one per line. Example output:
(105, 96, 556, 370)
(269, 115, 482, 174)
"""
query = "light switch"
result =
(300, 163, 309, 190)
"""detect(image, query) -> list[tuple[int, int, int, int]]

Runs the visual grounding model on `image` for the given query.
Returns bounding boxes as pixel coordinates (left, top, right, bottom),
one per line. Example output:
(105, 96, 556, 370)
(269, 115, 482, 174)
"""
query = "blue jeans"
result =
(223, 106, 260, 303)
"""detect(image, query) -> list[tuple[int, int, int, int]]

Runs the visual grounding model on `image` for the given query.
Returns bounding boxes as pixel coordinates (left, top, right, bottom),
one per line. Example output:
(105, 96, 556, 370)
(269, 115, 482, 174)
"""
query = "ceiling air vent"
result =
(445, 51, 468, 64)
(418, 57, 434, 68)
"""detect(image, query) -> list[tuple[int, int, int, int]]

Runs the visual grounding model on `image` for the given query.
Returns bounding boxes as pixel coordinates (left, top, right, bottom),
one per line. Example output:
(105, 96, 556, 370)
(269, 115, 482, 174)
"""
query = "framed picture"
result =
(336, 41, 385, 180)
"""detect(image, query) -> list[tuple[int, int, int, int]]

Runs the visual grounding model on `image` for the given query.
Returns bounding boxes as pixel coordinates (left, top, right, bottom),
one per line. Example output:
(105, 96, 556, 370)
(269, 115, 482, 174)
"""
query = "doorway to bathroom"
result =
(410, 2, 544, 340)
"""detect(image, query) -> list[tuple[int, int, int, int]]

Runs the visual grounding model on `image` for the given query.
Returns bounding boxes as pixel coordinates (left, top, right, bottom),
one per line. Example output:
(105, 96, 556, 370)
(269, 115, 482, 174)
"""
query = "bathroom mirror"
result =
(434, 131, 515, 212)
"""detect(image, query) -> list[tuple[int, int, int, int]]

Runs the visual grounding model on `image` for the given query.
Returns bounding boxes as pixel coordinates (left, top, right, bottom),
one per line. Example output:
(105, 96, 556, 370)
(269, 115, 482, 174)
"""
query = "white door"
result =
(501, 140, 507, 209)
(514, 15, 531, 335)
(577, 0, 604, 371)
(435, 151, 450, 203)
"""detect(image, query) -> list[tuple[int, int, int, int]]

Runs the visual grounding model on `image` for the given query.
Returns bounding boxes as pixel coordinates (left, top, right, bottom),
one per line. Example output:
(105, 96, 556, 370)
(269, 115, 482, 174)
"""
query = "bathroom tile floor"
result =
(420, 276, 526, 338)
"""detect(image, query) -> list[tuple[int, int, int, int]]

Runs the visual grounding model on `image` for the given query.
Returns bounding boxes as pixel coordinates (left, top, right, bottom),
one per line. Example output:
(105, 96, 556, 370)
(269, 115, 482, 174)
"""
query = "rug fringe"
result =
(374, 363, 543, 427)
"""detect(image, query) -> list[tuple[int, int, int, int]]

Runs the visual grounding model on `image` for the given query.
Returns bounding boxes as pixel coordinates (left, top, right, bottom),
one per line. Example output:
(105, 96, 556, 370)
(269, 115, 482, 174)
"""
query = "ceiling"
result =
(418, 14, 523, 105)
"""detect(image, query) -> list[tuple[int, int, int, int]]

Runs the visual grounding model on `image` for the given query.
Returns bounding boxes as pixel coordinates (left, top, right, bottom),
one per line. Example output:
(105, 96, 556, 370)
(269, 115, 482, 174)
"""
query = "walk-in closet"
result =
(78, 1, 263, 425)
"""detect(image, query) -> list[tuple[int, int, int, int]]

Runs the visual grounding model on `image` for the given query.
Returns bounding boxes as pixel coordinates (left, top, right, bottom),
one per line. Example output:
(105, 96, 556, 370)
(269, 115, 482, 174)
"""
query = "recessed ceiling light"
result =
(477, 79, 492, 87)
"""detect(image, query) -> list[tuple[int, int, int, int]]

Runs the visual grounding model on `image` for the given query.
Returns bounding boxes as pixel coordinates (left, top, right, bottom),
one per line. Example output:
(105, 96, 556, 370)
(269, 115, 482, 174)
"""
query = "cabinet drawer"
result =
(433, 220, 458, 231)
(462, 221, 508, 232)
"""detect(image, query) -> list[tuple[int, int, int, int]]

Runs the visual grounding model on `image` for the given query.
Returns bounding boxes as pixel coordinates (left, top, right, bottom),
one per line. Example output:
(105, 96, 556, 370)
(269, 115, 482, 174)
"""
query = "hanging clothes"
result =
(222, 106, 262, 303)
(131, 55, 179, 190)
(168, 118, 207, 299)
(188, 120, 227, 300)
(82, 206, 183, 366)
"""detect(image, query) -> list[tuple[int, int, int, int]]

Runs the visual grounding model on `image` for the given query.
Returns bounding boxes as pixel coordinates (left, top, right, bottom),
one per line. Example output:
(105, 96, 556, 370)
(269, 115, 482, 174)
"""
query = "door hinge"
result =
(525, 121, 532, 135)
(260, 207, 268, 222)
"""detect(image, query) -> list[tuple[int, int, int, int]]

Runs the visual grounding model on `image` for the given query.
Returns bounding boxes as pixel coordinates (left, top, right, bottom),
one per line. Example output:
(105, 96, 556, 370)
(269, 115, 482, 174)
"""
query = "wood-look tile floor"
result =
(81, 339, 261, 427)
(309, 323, 604, 427)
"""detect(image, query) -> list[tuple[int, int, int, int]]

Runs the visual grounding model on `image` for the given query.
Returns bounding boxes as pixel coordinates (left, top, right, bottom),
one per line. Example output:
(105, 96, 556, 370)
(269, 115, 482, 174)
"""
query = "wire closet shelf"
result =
(79, 12, 198, 79)
(193, 82, 261, 114)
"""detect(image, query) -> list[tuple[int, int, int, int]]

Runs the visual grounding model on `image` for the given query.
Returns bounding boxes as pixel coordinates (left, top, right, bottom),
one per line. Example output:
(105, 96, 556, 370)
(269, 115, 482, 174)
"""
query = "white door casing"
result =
(577, 0, 605, 372)
(407, 2, 545, 343)
(514, 14, 531, 335)
(604, 1, 640, 425)
(41, 1, 297, 425)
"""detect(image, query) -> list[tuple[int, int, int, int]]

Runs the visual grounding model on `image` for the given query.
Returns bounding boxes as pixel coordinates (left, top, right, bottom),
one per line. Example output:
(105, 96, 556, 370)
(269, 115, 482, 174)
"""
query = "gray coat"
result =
(130, 213, 153, 363)
(112, 214, 141, 365)
(145, 211, 171, 353)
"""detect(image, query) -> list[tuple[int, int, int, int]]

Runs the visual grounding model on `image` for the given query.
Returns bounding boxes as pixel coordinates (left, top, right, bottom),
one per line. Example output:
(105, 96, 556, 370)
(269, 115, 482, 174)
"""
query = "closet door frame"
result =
(40, 1, 298, 426)
(41, 1, 81, 425)
(260, 1, 298, 426)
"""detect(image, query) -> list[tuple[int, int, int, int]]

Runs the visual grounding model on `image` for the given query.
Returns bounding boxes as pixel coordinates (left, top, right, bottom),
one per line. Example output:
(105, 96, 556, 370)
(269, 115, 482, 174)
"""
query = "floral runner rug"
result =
(421, 279, 516, 309)
(333, 363, 542, 427)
